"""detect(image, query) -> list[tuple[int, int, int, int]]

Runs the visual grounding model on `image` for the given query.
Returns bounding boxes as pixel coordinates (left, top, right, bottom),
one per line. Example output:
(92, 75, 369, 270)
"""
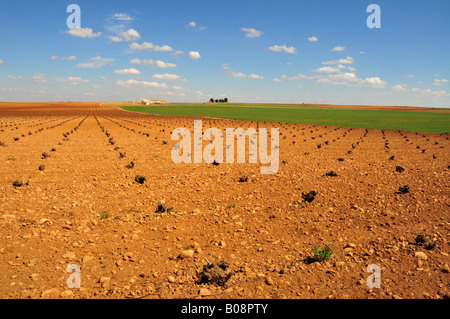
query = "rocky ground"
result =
(0, 102, 449, 299)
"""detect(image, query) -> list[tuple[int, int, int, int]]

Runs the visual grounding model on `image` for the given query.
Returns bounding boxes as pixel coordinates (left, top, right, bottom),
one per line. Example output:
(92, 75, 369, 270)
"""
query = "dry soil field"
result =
(0, 102, 449, 299)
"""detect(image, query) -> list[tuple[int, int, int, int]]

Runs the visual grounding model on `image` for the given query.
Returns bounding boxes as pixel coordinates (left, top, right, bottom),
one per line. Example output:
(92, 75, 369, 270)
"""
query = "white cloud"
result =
(130, 58, 176, 68)
(51, 56, 58, 60)
(316, 72, 387, 88)
(188, 51, 201, 60)
(152, 73, 186, 81)
(357, 77, 387, 88)
(172, 50, 184, 56)
(268, 45, 297, 54)
(108, 36, 123, 42)
(187, 21, 207, 30)
(434, 78, 449, 86)
(114, 68, 141, 75)
(8, 75, 22, 80)
(332, 46, 346, 52)
(54, 76, 90, 83)
(279, 74, 311, 81)
(115, 79, 169, 89)
(108, 29, 141, 42)
(308, 36, 318, 42)
(32, 74, 47, 83)
(61, 56, 77, 61)
(392, 84, 408, 91)
(129, 42, 173, 52)
(222, 63, 231, 70)
(0, 60, 3, 66)
(121, 29, 141, 41)
(408, 74, 415, 78)
(411, 87, 450, 98)
(228, 71, 263, 79)
(77, 56, 114, 69)
(322, 56, 354, 65)
(312, 66, 342, 73)
(241, 28, 263, 38)
(65, 27, 102, 38)
(110, 13, 133, 21)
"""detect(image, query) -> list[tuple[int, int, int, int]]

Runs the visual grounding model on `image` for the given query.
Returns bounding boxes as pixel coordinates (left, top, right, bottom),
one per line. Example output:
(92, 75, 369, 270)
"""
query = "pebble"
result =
(199, 288, 211, 296)
(41, 288, 60, 299)
(167, 276, 176, 283)
(60, 290, 74, 298)
(415, 252, 427, 260)
(63, 252, 76, 260)
(179, 249, 194, 259)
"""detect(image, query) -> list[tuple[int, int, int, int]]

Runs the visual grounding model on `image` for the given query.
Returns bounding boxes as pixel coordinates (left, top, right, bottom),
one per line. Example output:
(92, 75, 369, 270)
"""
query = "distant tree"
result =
(215, 99, 219, 103)
(209, 98, 214, 103)
(224, 97, 228, 103)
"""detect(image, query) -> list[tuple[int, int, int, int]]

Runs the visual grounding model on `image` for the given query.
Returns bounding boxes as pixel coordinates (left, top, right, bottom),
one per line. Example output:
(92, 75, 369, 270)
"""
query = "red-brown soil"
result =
(0, 102, 449, 299)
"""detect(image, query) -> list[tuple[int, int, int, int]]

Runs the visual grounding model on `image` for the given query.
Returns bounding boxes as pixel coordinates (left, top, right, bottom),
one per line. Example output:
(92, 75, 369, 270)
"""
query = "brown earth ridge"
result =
(0, 102, 449, 299)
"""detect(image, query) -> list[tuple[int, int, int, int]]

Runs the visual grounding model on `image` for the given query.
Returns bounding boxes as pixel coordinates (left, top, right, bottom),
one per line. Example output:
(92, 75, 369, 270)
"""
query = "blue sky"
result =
(0, 0, 449, 107)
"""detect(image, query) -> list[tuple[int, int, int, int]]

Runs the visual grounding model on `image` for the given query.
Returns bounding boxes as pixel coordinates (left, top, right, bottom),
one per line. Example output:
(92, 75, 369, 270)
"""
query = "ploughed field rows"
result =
(0, 103, 449, 300)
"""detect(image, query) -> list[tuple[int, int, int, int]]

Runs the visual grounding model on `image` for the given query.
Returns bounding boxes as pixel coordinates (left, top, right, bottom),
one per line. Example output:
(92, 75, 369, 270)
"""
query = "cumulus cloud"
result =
(32, 73, 47, 83)
(62, 56, 77, 61)
(152, 73, 186, 81)
(268, 44, 297, 54)
(130, 58, 176, 68)
(110, 13, 133, 21)
(129, 42, 173, 52)
(434, 78, 449, 86)
(77, 56, 114, 69)
(115, 79, 169, 89)
(322, 56, 354, 65)
(0, 60, 3, 66)
(114, 68, 141, 75)
(65, 27, 102, 38)
(241, 28, 263, 38)
(187, 21, 207, 30)
(8, 75, 23, 80)
(312, 66, 343, 73)
(308, 36, 318, 42)
(188, 51, 201, 60)
(108, 29, 141, 42)
(332, 46, 346, 51)
(411, 87, 450, 98)
(228, 70, 263, 79)
(392, 84, 408, 91)
(357, 77, 387, 88)
(54, 76, 90, 83)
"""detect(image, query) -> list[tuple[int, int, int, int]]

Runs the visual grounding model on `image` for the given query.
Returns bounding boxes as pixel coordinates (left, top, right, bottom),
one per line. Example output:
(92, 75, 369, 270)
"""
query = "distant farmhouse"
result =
(137, 98, 167, 105)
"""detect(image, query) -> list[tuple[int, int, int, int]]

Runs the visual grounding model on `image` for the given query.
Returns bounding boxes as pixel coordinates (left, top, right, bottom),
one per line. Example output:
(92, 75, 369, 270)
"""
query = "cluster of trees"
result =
(209, 97, 228, 103)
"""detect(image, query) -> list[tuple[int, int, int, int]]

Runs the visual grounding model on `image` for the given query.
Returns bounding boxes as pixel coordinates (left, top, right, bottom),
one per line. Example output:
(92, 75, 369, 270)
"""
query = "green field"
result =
(120, 103, 450, 134)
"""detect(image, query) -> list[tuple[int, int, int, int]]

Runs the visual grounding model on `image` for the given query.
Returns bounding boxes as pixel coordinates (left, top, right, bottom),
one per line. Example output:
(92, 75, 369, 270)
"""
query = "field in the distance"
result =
(116, 103, 450, 134)
(1, 102, 449, 300)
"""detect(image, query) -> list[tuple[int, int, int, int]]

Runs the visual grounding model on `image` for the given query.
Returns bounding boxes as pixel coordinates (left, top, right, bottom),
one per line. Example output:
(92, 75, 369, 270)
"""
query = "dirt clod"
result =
(134, 175, 146, 184)
(302, 191, 317, 203)
(196, 260, 232, 286)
